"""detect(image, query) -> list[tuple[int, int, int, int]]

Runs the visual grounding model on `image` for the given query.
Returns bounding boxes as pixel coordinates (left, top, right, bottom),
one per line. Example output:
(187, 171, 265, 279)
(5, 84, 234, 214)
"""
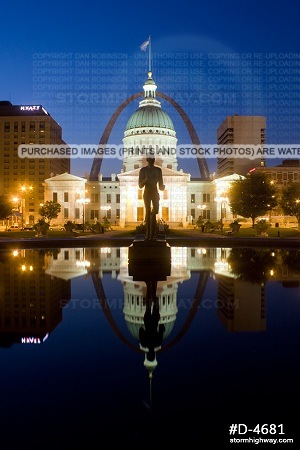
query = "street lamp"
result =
(76, 198, 90, 232)
(215, 196, 229, 231)
(18, 186, 33, 230)
(197, 204, 207, 228)
(12, 197, 20, 227)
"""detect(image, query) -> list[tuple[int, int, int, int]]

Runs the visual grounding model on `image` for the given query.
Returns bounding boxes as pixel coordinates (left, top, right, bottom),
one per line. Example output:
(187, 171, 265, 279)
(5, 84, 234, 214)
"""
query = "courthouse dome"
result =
(124, 71, 175, 134)
(125, 105, 175, 131)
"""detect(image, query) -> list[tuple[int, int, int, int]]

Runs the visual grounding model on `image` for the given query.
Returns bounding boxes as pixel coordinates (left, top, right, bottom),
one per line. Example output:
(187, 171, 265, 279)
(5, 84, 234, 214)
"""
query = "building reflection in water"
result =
(44, 247, 92, 280)
(0, 245, 298, 446)
(214, 247, 300, 332)
(0, 249, 71, 347)
(1, 245, 299, 353)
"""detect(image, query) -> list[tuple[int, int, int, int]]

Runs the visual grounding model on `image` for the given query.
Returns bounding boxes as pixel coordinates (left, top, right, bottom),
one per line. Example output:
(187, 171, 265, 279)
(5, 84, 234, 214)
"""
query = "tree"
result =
(39, 201, 61, 224)
(32, 218, 50, 236)
(279, 182, 300, 231)
(0, 195, 13, 220)
(227, 248, 279, 284)
(228, 172, 278, 227)
(280, 249, 300, 272)
(254, 219, 271, 236)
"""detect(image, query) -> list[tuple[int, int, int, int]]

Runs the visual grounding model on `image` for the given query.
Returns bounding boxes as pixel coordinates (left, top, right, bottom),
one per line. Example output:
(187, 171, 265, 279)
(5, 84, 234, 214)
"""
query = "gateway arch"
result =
(89, 91, 210, 181)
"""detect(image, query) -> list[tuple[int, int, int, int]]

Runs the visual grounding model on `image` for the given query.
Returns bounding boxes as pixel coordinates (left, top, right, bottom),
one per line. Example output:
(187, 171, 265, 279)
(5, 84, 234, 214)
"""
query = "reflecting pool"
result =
(0, 246, 299, 447)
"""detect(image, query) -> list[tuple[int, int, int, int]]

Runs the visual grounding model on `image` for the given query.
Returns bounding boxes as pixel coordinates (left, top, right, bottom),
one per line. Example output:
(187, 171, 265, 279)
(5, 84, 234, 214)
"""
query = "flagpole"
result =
(148, 35, 151, 72)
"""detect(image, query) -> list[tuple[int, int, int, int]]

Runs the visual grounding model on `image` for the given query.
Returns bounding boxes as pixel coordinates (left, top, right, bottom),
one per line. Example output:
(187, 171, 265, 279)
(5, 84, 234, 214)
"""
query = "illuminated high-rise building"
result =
(217, 115, 266, 177)
(0, 101, 70, 225)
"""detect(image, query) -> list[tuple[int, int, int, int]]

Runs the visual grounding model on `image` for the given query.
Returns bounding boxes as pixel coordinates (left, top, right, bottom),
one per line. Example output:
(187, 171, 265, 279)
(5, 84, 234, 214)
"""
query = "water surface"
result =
(0, 246, 299, 447)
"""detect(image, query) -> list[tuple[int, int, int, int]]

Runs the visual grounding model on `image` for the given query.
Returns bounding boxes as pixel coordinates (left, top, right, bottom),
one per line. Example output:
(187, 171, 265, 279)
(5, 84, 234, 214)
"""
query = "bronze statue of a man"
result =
(138, 157, 165, 240)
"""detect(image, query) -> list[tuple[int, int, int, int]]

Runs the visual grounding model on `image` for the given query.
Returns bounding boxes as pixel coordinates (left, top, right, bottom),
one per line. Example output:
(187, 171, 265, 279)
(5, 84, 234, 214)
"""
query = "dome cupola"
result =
(123, 70, 178, 171)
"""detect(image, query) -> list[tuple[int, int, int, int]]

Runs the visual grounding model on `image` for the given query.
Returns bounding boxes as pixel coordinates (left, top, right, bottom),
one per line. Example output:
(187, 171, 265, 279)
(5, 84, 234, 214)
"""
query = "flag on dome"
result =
(140, 39, 150, 51)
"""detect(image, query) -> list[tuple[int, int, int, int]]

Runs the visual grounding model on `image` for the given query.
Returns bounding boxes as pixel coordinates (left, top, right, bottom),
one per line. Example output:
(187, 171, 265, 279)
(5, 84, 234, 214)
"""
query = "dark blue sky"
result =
(1, 0, 299, 177)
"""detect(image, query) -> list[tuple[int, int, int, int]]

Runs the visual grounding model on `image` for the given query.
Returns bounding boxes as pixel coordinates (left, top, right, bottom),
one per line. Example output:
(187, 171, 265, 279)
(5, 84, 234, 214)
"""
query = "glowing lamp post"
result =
(215, 196, 229, 231)
(19, 186, 33, 230)
(12, 197, 20, 227)
(76, 198, 90, 232)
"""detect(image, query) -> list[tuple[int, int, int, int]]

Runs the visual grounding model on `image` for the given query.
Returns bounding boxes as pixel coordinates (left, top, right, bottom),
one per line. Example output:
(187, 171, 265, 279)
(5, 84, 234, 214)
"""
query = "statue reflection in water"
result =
(128, 231, 171, 409)
(139, 280, 165, 374)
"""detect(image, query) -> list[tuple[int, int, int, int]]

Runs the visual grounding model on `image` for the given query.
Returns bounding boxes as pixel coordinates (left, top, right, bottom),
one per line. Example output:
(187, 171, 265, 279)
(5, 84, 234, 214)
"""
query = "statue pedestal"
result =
(128, 234, 171, 281)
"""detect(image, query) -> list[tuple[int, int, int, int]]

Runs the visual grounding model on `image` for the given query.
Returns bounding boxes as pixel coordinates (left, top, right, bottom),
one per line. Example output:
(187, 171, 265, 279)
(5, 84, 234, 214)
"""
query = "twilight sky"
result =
(0, 0, 299, 178)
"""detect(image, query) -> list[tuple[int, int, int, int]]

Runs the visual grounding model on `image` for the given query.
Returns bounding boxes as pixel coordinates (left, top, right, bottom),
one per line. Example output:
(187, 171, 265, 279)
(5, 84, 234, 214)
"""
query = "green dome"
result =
(125, 105, 175, 131)
(125, 320, 175, 340)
